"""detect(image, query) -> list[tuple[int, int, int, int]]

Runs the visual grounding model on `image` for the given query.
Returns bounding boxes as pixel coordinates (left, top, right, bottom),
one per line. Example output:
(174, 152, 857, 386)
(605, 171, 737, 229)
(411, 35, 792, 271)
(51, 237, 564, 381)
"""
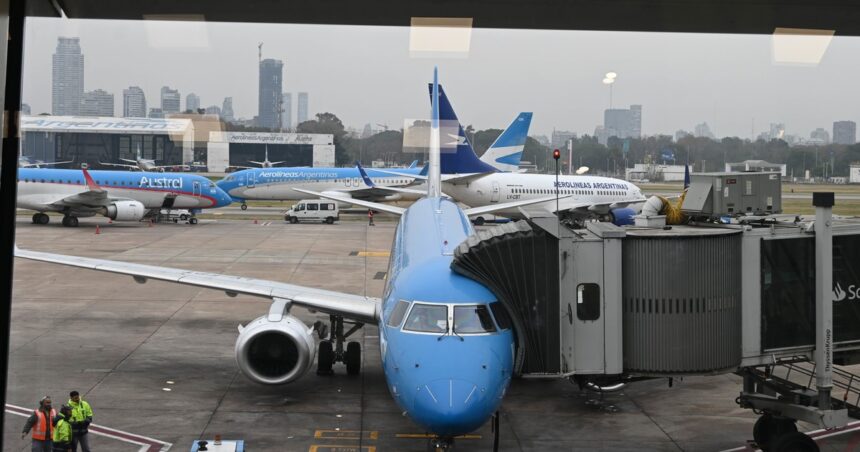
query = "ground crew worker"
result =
(67, 391, 92, 452)
(21, 396, 56, 452)
(368, 209, 375, 226)
(52, 405, 73, 452)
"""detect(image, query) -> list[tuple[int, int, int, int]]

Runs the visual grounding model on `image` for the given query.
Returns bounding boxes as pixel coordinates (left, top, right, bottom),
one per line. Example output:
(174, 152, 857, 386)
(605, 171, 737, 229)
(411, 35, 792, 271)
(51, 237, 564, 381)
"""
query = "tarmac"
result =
(5, 217, 860, 451)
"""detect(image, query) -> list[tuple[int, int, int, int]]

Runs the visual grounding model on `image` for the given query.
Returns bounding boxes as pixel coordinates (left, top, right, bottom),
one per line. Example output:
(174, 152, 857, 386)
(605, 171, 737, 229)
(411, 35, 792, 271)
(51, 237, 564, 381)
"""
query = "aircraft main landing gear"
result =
(240, 203, 248, 210)
(316, 314, 363, 376)
(32, 213, 50, 225)
(61, 215, 79, 227)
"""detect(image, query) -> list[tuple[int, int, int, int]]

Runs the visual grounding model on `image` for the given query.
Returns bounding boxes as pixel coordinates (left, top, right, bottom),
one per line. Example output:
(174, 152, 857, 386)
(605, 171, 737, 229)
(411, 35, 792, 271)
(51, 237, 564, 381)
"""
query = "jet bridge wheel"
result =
(769, 431, 818, 452)
(754, 414, 798, 451)
(61, 216, 79, 227)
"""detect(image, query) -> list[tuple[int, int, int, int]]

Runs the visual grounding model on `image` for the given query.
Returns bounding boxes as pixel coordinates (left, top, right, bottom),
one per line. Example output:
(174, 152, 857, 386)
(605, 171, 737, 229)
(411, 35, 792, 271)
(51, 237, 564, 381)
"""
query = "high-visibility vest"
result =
(31, 408, 56, 441)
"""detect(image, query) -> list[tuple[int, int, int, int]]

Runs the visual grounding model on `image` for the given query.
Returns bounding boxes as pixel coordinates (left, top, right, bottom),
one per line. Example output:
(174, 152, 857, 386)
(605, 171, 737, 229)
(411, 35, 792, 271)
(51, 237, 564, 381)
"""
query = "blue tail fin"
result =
(684, 164, 690, 189)
(428, 84, 499, 175)
(355, 161, 375, 187)
(480, 112, 532, 172)
(408, 160, 419, 169)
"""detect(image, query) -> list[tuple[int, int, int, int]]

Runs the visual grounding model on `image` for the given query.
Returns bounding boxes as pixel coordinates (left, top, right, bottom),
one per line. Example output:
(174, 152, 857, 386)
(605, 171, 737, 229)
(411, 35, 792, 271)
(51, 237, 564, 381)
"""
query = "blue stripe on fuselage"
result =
(216, 166, 423, 194)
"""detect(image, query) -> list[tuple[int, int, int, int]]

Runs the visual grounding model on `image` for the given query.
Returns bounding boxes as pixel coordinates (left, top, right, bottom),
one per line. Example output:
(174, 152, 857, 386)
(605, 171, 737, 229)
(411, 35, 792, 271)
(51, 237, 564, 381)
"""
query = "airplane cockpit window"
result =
(453, 305, 497, 334)
(386, 300, 410, 327)
(489, 302, 512, 330)
(403, 303, 448, 333)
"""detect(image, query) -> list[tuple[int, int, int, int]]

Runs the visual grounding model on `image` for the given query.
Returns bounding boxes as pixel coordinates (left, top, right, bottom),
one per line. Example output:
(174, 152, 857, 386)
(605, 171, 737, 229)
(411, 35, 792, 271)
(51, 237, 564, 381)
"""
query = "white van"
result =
(285, 199, 340, 224)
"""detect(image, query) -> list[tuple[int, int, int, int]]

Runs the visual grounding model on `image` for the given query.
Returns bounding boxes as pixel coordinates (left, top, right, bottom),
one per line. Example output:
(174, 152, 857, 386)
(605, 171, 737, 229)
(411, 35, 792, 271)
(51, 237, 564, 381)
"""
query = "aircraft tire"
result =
(240, 204, 248, 210)
(33, 213, 49, 225)
(345, 341, 361, 376)
(474, 216, 485, 226)
(62, 216, 79, 227)
(317, 341, 334, 376)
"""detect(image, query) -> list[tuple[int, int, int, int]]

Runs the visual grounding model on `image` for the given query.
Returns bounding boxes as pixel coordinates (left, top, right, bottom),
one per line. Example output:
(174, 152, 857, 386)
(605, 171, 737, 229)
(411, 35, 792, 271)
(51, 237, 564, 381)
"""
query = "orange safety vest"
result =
(31, 408, 56, 441)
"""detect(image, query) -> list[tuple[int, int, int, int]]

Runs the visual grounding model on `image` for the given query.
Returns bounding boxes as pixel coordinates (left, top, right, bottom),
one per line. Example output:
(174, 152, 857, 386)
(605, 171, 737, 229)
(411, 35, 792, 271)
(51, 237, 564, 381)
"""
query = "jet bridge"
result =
(451, 194, 860, 451)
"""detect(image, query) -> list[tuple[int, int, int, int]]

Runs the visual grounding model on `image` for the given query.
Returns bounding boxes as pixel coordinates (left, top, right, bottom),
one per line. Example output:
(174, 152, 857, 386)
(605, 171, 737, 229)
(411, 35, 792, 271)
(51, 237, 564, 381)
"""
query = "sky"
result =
(21, 17, 860, 139)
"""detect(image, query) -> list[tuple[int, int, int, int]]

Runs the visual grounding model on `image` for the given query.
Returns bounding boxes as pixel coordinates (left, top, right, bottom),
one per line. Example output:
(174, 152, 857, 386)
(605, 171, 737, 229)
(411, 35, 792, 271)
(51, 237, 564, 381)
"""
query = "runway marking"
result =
(356, 251, 390, 257)
(6, 403, 172, 452)
(314, 430, 378, 440)
(308, 446, 376, 452)
(720, 420, 860, 451)
(395, 433, 482, 439)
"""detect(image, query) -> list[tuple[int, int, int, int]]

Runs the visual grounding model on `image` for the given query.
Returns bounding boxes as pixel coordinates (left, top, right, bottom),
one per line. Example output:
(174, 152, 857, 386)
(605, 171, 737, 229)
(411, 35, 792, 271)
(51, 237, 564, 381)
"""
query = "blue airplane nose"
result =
(213, 186, 234, 208)
(411, 378, 494, 436)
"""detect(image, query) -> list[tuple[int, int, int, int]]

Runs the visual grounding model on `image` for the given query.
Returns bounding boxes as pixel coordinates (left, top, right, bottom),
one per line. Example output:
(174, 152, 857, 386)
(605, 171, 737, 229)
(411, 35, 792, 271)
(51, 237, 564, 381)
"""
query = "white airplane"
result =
(15, 70, 567, 449)
(385, 85, 647, 225)
(100, 147, 178, 172)
(18, 156, 73, 168)
(234, 145, 286, 169)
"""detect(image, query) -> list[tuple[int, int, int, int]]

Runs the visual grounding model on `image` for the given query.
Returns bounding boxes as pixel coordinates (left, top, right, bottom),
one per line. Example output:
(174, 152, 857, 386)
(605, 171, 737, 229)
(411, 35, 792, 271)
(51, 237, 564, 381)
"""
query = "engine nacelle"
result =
(609, 207, 637, 226)
(104, 200, 146, 221)
(234, 314, 316, 385)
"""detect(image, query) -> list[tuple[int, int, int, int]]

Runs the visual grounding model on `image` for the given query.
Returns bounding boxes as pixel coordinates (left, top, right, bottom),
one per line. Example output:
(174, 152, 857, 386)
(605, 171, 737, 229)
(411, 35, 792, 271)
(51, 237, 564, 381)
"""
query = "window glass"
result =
(489, 302, 512, 330)
(403, 304, 447, 333)
(576, 283, 601, 321)
(386, 300, 410, 327)
(308, 203, 319, 211)
(296, 204, 304, 211)
(454, 305, 497, 334)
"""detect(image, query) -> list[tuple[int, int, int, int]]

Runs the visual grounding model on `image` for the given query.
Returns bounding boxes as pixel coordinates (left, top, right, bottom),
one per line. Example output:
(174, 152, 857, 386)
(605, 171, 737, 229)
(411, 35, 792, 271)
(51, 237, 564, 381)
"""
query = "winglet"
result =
(355, 161, 375, 187)
(683, 164, 690, 190)
(82, 168, 103, 191)
(408, 160, 419, 169)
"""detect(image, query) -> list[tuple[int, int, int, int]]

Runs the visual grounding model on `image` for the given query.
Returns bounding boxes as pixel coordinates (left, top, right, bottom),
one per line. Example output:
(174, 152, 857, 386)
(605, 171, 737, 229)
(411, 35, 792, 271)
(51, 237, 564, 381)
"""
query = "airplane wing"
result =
(462, 194, 571, 217)
(19, 160, 74, 168)
(349, 162, 429, 199)
(100, 161, 140, 170)
(293, 188, 406, 215)
(519, 197, 646, 216)
(14, 246, 379, 323)
(375, 169, 491, 185)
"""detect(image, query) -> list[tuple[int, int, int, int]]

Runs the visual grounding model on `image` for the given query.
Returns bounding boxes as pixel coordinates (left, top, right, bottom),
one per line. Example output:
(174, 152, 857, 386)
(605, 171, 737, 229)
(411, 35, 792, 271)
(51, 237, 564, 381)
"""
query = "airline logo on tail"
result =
(481, 112, 533, 172)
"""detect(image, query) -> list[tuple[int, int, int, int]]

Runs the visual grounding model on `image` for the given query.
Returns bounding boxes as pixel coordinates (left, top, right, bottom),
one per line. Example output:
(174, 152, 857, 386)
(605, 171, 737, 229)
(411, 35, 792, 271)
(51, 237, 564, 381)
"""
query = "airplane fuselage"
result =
(379, 197, 514, 436)
(16, 168, 231, 214)
(217, 167, 423, 202)
(444, 173, 645, 217)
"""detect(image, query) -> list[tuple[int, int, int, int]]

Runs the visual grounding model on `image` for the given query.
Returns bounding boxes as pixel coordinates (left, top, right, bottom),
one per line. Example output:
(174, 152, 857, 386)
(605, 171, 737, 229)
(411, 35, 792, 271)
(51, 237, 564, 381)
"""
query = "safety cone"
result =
(95, 225, 101, 235)
(253, 218, 258, 224)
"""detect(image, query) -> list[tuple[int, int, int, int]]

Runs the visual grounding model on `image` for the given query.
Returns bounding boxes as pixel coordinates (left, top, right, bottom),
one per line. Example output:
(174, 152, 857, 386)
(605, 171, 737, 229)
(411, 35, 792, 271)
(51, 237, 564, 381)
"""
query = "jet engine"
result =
(234, 314, 316, 385)
(103, 200, 146, 221)
(609, 207, 637, 226)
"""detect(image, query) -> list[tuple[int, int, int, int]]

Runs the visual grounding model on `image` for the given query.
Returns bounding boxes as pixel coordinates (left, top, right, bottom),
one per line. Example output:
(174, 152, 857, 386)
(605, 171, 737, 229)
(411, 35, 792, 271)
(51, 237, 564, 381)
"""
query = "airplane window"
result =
(489, 302, 512, 330)
(453, 305, 497, 334)
(403, 303, 448, 333)
(386, 300, 410, 327)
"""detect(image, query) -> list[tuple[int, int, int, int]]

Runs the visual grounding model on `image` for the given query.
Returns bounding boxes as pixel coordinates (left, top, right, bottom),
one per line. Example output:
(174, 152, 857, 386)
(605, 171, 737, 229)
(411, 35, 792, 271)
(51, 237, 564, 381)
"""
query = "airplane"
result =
(383, 85, 647, 226)
(215, 112, 534, 210)
(233, 145, 286, 169)
(17, 167, 233, 226)
(100, 147, 180, 172)
(15, 70, 568, 449)
(18, 156, 74, 168)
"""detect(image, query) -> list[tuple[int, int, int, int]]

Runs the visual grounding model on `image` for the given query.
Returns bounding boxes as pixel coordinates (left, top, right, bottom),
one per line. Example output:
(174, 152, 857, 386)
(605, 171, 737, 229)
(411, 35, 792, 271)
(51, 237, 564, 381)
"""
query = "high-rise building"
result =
(769, 123, 786, 140)
(148, 108, 164, 119)
(551, 130, 577, 149)
(834, 121, 857, 145)
(258, 59, 283, 130)
(160, 86, 181, 115)
(694, 122, 714, 139)
(21, 103, 31, 115)
(122, 86, 147, 118)
(810, 128, 830, 145)
(205, 105, 222, 116)
(186, 93, 200, 113)
(222, 97, 234, 122)
(281, 92, 293, 130)
(52, 37, 84, 116)
(603, 105, 642, 143)
(80, 89, 114, 116)
(297, 92, 309, 125)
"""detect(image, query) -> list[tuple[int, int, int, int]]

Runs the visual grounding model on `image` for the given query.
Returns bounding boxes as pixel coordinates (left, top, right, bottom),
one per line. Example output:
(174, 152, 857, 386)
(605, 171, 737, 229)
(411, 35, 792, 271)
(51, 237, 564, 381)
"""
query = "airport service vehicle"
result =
(17, 71, 564, 449)
(215, 108, 534, 211)
(383, 85, 647, 225)
(284, 199, 339, 224)
(17, 168, 233, 226)
(156, 209, 197, 225)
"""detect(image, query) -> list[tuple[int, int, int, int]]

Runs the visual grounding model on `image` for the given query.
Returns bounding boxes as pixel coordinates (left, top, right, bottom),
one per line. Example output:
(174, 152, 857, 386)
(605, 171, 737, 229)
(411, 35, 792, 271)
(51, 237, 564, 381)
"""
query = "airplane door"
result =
(560, 239, 606, 374)
(247, 172, 256, 188)
(491, 181, 500, 202)
(192, 180, 201, 197)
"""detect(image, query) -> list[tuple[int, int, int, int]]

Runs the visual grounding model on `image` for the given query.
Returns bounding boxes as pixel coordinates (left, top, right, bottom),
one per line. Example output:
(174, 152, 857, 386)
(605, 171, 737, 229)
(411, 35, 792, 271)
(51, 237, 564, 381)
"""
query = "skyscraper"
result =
(834, 121, 856, 145)
(148, 108, 164, 119)
(222, 97, 234, 122)
(186, 93, 200, 113)
(52, 37, 84, 116)
(602, 104, 642, 143)
(80, 89, 114, 116)
(281, 92, 293, 130)
(122, 86, 147, 118)
(258, 59, 283, 130)
(297, 92, 309, 125)
(160, 86, 181, 115)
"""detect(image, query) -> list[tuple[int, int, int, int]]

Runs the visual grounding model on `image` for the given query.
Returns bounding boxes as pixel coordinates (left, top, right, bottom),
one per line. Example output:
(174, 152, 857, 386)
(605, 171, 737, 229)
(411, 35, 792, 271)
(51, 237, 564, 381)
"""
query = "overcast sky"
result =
(21, 17, 860, 139)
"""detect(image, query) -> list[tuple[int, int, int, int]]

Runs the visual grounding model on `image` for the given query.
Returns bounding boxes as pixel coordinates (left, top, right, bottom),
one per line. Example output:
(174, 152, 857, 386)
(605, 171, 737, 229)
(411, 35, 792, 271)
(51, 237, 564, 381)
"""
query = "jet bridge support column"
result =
(814, 192, 834, 410)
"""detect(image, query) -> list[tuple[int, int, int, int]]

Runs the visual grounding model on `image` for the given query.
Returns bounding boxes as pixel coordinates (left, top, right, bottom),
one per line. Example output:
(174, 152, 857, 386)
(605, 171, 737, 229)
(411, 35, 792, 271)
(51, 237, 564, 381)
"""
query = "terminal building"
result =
(19, 115, 335, 172)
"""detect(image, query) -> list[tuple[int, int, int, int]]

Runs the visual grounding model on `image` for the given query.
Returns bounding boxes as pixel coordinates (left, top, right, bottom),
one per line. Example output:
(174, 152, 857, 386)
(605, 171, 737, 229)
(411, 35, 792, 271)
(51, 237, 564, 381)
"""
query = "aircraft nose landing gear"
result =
(316, 315, 363, 376)
(240, 203, 248, 210)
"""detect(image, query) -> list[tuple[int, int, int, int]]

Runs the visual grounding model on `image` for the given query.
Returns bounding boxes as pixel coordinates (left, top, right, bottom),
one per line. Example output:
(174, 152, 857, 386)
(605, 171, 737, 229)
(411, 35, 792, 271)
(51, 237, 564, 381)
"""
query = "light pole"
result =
(602, 72, 617, 109)
(553, 148, 561, 217)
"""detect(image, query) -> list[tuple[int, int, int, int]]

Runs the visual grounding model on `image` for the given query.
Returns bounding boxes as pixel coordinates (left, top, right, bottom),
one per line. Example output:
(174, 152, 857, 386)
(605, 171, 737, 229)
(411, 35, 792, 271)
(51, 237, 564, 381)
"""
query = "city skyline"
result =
(24, 17, 860, 138)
